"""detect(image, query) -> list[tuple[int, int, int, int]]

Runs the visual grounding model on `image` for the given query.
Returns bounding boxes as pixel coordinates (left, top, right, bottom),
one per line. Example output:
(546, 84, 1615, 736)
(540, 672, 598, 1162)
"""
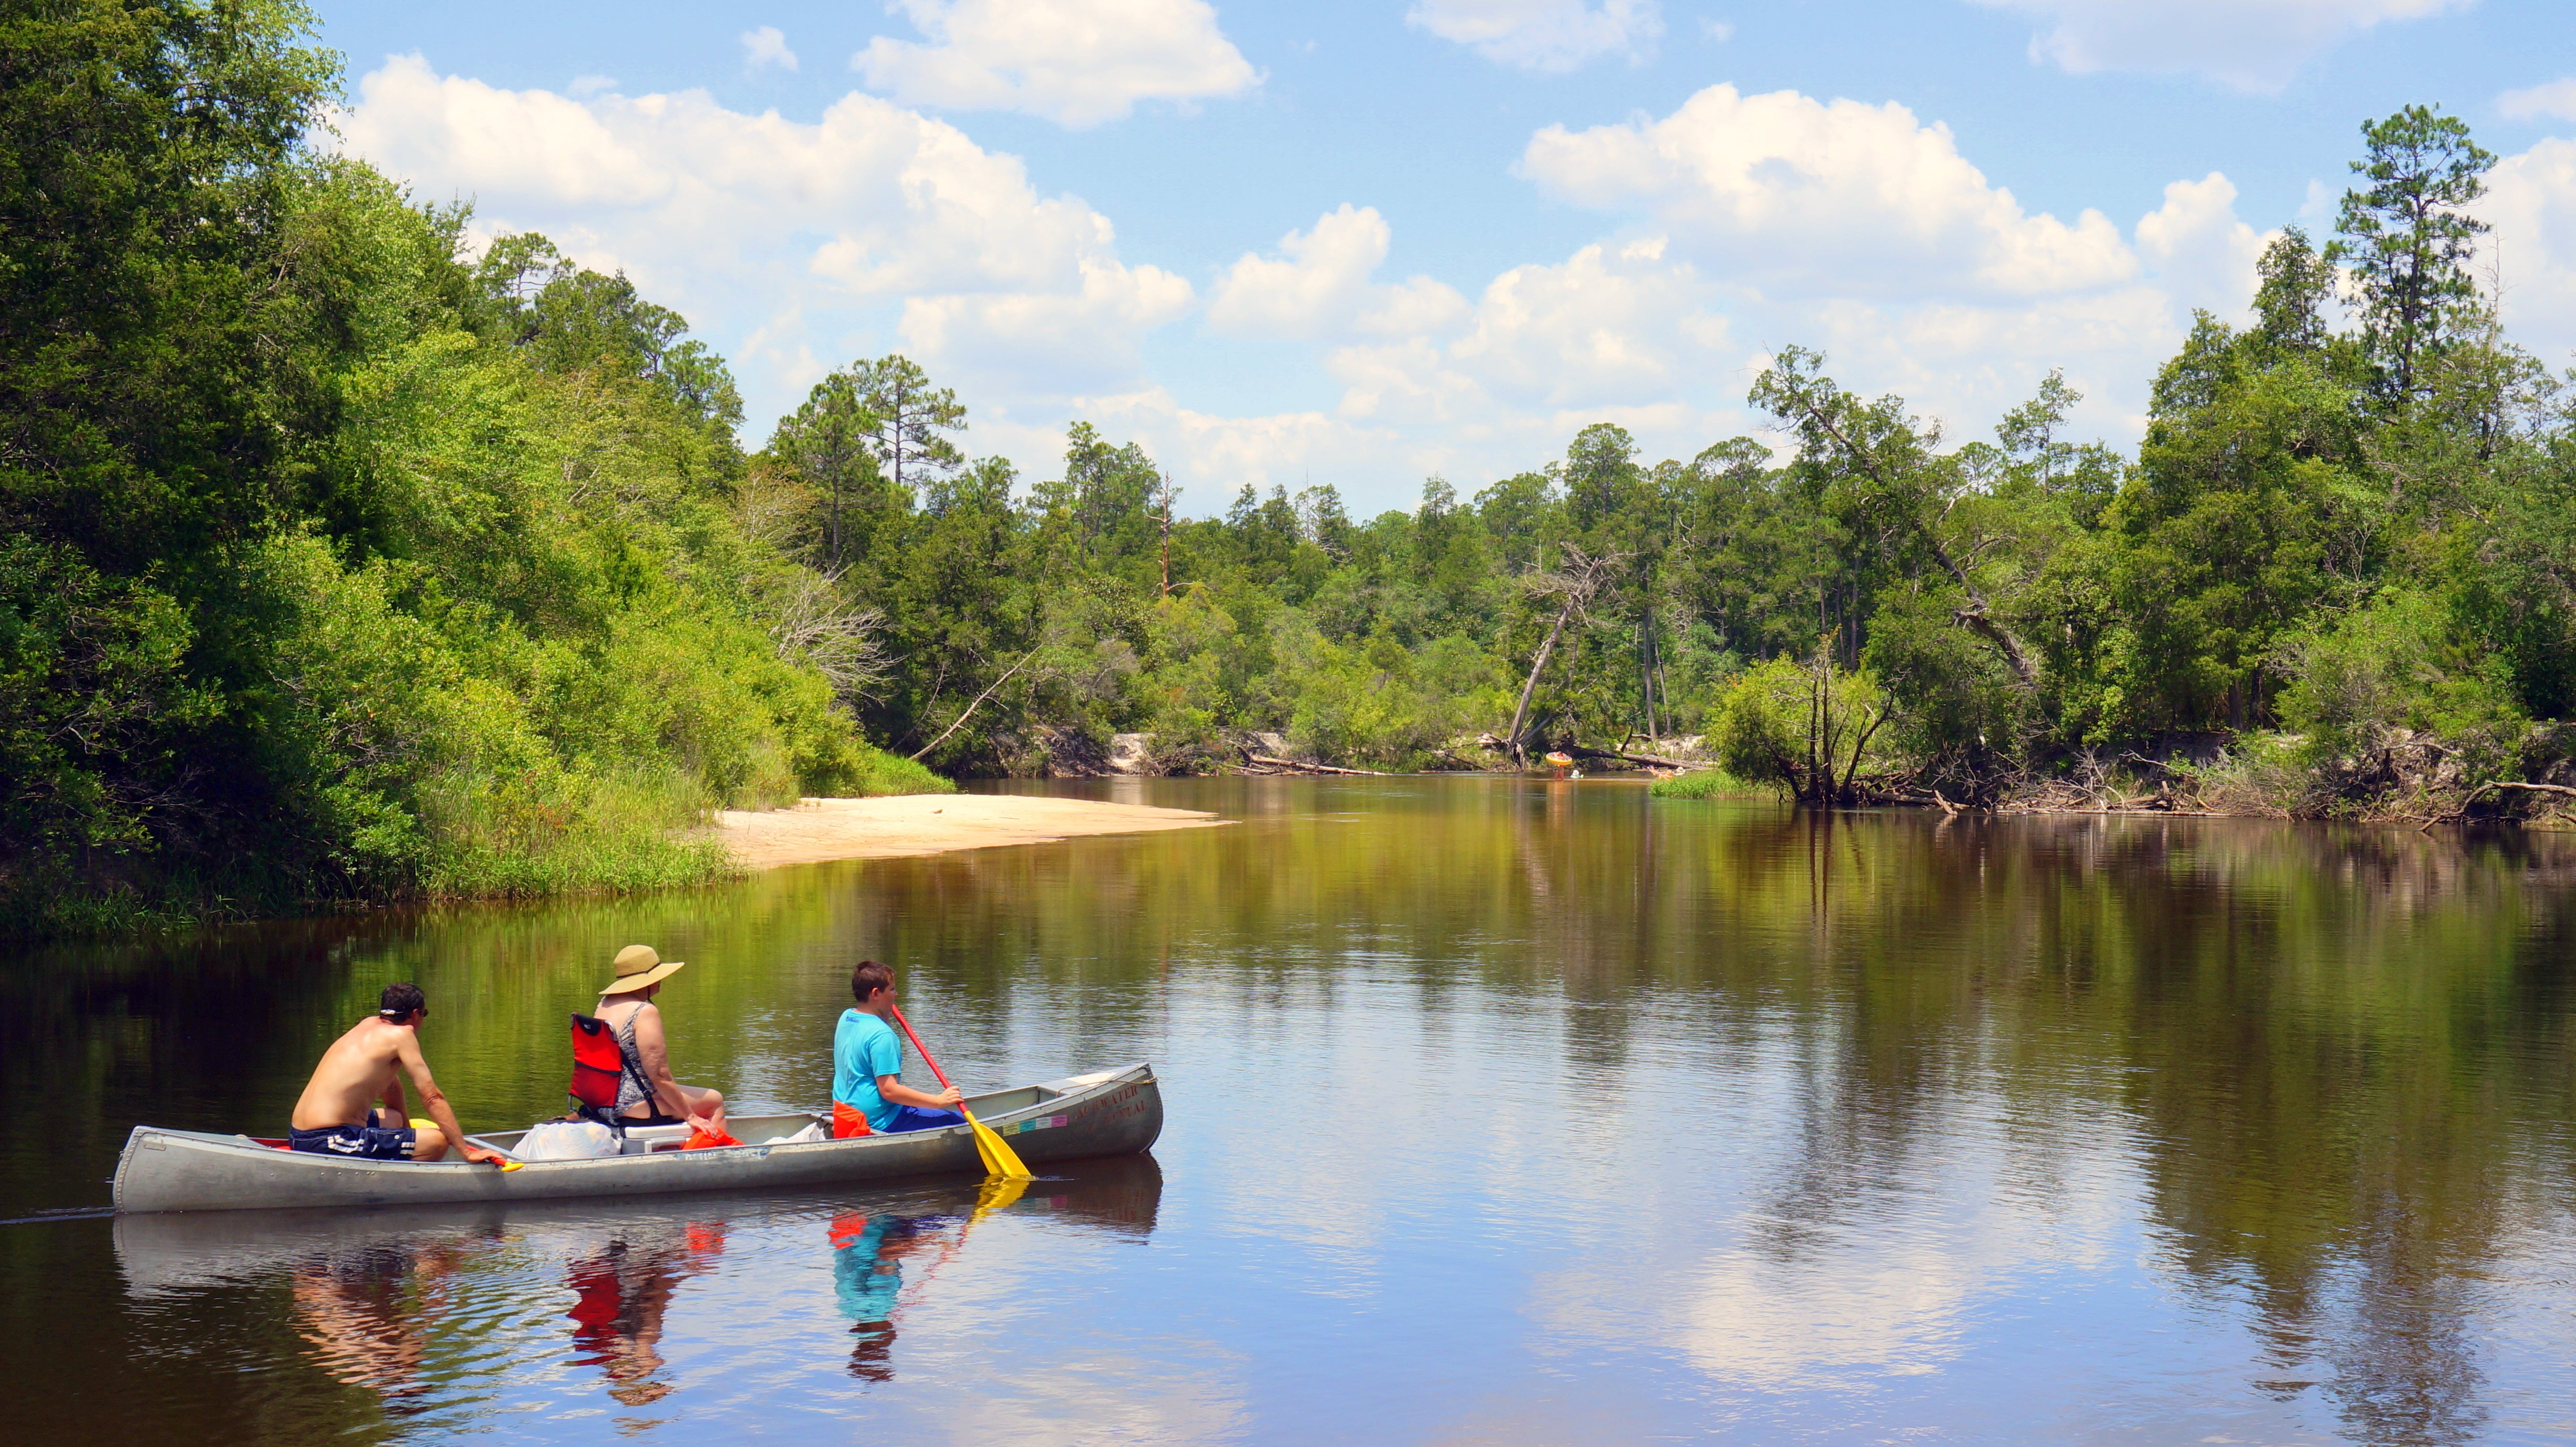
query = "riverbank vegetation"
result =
(10, 7, 2575, 934)
(2, 3, 938, 934)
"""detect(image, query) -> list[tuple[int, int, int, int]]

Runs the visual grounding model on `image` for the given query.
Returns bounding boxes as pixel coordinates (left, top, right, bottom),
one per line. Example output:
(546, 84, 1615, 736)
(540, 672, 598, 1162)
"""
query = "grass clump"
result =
(1650, 769, 1767, 801)
(832, 744, 955, 798)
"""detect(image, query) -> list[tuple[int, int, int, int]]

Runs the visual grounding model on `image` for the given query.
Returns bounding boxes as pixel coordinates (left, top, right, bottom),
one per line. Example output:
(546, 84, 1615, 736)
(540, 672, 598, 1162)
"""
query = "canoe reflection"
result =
(111, 1152, 1164, 1410)
(565, 1221, 726, 1406)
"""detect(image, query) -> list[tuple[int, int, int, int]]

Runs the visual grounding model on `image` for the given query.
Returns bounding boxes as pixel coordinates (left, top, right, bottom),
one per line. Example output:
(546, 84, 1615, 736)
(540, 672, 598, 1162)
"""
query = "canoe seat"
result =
(569, 1011, 652, 1137)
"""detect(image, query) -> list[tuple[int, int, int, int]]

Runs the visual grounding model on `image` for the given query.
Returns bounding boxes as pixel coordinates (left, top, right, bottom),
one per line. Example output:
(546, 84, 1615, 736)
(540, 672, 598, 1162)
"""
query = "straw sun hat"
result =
(599, 944, 688, 996)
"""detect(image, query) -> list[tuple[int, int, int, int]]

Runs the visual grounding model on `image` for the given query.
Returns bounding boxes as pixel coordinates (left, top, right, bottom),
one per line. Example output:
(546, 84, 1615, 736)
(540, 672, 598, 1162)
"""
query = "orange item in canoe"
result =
(681, 1125, 743, 1150)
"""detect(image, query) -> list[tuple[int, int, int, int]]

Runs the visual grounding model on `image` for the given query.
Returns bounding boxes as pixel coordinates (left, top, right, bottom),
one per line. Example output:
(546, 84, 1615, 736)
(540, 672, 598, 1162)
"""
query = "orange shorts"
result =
(832, 1101, 873, 1138)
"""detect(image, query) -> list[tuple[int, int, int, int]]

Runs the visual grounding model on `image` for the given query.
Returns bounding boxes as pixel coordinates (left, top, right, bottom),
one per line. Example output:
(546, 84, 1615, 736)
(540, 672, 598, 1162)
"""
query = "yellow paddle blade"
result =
(961, 1107, 1033, 1181)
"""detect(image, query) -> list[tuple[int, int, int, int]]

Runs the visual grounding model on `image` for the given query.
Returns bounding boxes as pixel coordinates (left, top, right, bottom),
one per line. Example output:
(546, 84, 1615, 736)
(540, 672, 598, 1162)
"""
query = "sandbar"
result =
(714, 793, 1226, 869)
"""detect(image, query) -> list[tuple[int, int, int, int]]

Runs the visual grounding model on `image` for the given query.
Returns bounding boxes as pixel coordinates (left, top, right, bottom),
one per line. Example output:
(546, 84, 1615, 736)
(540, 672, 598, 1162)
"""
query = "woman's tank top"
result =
(598, 999, 654, 1114)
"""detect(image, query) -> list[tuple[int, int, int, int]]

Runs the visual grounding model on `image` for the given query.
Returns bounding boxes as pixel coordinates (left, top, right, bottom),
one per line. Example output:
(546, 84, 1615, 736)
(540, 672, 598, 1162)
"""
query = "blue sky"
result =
(314, 1, 2576, 515)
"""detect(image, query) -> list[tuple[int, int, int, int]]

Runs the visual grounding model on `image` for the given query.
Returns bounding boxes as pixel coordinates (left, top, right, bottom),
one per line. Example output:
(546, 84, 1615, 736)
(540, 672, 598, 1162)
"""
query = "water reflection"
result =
(831, 1207, 954, 1382)
(22, 782, 2576, 1440)
(100, 1156, 1168, 1437)
(564, 1221, 725, 1407)
(289, 1236, 483, 1411)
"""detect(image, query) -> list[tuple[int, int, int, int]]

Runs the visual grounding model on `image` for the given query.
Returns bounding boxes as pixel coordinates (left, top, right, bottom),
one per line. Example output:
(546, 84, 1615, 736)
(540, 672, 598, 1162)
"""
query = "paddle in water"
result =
(886, 1003, 1033, 1181)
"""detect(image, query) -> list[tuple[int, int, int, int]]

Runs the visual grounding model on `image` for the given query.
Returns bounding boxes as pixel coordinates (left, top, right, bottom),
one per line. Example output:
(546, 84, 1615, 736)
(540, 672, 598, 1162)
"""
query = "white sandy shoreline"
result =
(712, 793, 1226, 869)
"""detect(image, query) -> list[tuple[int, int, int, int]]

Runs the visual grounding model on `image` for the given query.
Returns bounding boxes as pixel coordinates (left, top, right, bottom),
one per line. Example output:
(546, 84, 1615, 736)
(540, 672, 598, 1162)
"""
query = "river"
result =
(5, 778, 2574, 1443)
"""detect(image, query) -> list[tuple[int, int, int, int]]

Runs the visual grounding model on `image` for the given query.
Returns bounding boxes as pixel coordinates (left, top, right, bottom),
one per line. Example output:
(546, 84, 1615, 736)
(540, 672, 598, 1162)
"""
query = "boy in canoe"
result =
(832, 961, 966, 1138)
(288, 982, 506, 1164)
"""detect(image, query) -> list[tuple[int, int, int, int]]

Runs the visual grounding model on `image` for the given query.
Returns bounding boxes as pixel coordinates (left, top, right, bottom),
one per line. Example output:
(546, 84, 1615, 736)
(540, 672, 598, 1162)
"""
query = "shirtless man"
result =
(288, 982, 505, 1164)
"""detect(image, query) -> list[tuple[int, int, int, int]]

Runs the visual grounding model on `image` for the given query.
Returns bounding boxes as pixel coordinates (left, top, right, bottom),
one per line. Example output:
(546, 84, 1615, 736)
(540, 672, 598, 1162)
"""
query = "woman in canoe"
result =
(592, 946, 728, 1138)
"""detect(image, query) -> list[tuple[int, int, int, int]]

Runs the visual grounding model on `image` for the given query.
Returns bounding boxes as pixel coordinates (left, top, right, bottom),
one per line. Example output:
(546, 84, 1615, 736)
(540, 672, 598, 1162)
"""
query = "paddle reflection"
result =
(564, 1221, 727, 1407)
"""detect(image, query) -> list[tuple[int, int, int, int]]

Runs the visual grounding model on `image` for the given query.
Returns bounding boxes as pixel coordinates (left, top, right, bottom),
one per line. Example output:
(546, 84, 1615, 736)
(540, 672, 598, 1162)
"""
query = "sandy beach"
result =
(714, 793, 1226, 869)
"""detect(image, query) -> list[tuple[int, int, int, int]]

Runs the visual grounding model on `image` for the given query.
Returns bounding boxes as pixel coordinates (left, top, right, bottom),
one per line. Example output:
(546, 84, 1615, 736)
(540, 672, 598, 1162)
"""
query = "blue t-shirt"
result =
(832, 1009, 905, 1130)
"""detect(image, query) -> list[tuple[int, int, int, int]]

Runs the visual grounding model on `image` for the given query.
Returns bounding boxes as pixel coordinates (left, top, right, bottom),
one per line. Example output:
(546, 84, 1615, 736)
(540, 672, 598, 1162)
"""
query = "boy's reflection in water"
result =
(830, 1212, 947, 1381)
(830, 1178, 1031, 1381)
(565, 1222, 727, 1407)
(289, 1240, 477, 1412)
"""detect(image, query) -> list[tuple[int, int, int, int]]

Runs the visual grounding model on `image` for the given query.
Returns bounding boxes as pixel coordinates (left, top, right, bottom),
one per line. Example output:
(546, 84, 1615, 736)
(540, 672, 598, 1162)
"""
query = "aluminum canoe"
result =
(113, 1063, 1161, 1214)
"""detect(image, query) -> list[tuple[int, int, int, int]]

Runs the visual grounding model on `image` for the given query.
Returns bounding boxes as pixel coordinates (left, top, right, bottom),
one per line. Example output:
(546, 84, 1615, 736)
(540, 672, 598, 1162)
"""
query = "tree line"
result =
(774, 101, 2571, 822)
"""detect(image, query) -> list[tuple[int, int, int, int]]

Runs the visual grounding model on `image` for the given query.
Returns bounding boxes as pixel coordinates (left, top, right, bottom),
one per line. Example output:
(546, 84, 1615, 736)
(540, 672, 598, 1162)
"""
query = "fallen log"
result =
(1248, 754, 1389, 777)
(2421, 779, 2576, 826)
(1567, 744, 1697, 769)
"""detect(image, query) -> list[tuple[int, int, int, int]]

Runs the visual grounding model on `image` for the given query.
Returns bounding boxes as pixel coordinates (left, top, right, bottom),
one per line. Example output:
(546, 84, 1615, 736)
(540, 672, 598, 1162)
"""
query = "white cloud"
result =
(1508, 83, 2284, 451)
(1448, 239, 1727, 408)
(1800, 288, 2181, 444)
(740, 25, 798, 72)
(1323, 237, 1739, 469)
(1069, 388, 1417, 499)
(1358, 275, 1474, 338)
(2499, 78, 2576, 124)
(1408, 0, 1662, 70)
(900, 258, 1196, 394)
(1520, 84, 2135, 300)
(1208, 205, 1388, 339)
(2133, 172, 2268, 318)
(2484, 136, 2576, 366)
(854, 0, 1259, 127)
(1967, 0, 2470, 93)
(331, 55, 1193, 418)
(1206, 205, 1471, 341)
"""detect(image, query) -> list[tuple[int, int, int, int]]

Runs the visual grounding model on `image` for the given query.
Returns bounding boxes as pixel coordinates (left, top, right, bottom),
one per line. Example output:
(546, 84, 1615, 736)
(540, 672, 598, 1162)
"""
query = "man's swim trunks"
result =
(288, 1122, 418, 1159)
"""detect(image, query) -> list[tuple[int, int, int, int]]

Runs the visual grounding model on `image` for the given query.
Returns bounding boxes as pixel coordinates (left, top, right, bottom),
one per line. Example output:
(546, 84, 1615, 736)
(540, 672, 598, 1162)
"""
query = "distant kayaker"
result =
(832, 961, 966, 1138)
(287, 982, 506, 1164)
(592, 945, 729, 1138)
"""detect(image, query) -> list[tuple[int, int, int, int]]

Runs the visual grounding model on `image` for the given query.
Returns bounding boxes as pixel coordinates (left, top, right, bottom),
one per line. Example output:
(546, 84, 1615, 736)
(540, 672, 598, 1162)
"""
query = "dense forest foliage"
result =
(1, 2, 938, 933)
(8, 4, 2574, 934)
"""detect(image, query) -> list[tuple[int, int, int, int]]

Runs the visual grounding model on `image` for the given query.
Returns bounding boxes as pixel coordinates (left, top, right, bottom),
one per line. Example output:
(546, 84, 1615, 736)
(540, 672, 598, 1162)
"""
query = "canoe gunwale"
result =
(112, 1063, 1161, 1214)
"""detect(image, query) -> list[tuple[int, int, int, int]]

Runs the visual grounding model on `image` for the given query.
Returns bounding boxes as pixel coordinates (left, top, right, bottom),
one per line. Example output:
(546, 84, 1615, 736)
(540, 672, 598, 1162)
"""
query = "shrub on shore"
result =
(1649, 770, 1769, 801)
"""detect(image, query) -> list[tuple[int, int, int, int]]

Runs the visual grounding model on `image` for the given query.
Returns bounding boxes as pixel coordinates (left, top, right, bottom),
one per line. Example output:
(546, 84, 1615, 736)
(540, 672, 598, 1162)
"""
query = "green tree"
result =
(770, 373, 893, 571)
(847, 354, 965, 499)
(2249, 227, 2337, 362)
(2089, 316, 2373, 733)
(2328, 105, 2496, 404)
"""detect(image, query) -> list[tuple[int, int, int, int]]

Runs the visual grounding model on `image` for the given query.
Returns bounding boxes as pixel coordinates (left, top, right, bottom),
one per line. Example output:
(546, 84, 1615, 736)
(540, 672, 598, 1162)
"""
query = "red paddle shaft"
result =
(886, 1003, 956, 1092)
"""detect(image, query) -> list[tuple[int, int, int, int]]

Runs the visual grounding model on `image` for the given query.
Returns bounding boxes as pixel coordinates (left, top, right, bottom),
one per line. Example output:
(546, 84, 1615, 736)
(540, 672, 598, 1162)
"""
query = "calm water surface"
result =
(6, 778, 2576, 1444)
